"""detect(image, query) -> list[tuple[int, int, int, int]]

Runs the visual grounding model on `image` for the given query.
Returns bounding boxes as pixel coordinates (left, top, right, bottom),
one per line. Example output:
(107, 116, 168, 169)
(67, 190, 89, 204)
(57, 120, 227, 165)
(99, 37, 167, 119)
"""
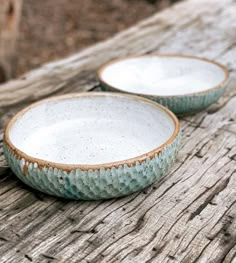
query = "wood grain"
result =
(0, 0, 236, 262)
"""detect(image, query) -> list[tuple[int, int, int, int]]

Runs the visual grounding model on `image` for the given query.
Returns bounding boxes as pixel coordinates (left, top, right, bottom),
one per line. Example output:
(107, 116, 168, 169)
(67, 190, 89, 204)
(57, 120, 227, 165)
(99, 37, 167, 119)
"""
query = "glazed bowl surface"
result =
(4, 92, 181, 200)
(98, 54, 230, 115)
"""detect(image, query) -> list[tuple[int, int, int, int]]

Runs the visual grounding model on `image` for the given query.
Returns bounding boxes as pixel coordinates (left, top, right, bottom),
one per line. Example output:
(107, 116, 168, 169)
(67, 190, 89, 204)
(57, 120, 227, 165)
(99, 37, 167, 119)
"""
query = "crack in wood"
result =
(188, 176, 231, 221)
(41, 253, 57, 260)
(24, 254, 32, 262)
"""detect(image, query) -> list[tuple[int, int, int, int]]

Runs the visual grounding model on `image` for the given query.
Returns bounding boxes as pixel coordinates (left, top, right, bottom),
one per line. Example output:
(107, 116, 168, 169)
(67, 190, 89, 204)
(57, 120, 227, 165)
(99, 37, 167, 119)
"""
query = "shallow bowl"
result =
(98, 54, 230, 115)
(4, 92, 181, 200)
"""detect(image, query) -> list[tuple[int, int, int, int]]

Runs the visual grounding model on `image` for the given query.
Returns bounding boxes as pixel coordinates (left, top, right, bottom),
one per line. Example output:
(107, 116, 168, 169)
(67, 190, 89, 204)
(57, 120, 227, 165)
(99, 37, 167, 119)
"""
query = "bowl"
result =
(98, 54, 230, 115)
(4, 92, 181, 200)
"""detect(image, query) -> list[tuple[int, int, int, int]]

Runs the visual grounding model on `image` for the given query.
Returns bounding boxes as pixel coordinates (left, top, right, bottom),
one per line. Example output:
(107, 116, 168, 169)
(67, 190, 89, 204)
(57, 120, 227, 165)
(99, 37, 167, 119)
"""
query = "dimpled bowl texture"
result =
(4, 92, 181, 200)
(98, 54, 230, 115)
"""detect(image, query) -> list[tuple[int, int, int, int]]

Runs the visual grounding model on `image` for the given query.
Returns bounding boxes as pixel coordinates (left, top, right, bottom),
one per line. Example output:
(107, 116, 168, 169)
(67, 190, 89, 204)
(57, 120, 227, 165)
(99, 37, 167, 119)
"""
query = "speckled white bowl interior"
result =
(8, 93, 176, 165)
(99, 55, 226, 96)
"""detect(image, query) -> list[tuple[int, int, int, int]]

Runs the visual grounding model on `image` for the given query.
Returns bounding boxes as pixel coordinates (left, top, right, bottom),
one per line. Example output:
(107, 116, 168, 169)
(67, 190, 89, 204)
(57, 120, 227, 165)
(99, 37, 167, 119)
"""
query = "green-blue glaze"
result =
(101, 82, 229, 115)
(3, 131, 181, 200)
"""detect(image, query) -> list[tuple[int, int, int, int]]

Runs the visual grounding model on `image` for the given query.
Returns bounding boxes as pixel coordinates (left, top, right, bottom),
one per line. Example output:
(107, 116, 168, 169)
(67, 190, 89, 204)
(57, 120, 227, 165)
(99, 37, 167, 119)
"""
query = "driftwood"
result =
(0, 0, 22, 83)
(0, 0, 236, 262)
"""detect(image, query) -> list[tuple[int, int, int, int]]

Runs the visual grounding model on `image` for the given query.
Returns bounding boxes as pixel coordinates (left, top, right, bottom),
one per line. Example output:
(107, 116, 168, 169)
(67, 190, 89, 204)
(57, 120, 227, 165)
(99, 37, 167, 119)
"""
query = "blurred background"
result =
(17, 0, 179, 76)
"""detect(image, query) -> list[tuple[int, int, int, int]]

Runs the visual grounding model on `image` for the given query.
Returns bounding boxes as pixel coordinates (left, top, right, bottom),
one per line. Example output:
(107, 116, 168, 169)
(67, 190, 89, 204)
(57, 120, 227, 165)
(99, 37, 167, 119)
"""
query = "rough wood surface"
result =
(0, 0, 22, 83)
(0, 0, 236, 262)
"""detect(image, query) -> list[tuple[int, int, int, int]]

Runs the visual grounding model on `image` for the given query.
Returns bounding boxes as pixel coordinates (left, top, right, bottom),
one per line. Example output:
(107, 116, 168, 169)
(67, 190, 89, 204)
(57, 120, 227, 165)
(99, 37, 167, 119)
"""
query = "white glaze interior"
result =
(101, 56, 226, 96)
(8, 94, 176, 165)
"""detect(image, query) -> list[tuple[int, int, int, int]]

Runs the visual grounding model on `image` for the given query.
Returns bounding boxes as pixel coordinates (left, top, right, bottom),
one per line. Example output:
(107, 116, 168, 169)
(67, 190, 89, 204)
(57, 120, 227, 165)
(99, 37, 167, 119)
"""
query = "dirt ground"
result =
(17, 0, 178, 75)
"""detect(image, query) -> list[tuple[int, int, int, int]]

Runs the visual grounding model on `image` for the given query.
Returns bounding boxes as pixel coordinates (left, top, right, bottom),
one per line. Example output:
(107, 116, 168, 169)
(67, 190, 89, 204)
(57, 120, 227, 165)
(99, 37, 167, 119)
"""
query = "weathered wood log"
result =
(0, 0, 236, 262)
(0, 0, 22, 83)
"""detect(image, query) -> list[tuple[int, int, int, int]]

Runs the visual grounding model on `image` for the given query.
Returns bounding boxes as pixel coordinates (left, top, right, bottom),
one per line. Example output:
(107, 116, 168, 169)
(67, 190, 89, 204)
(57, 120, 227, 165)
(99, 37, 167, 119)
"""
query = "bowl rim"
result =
(4, 92, 180, 171)
(97, 54, 230, 98)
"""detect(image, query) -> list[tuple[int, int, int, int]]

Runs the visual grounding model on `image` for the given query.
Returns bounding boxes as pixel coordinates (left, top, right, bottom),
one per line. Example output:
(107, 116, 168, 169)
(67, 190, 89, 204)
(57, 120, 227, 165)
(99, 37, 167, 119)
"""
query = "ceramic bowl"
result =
(4, 92, 181, 200)
(98, 54, 230, 115)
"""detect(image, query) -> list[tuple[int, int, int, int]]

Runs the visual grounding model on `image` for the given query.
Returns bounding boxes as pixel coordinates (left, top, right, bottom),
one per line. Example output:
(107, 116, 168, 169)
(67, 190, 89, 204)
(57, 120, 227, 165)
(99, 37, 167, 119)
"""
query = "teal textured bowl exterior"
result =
(3, 131, 181, 200)
(101, 82, 229, 115)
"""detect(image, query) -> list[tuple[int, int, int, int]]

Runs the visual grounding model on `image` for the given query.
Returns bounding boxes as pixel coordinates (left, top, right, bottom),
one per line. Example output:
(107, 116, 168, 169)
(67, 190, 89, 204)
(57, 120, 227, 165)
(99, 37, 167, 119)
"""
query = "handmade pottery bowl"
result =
(98, 54, 230, 115)
(4, 92, 181, 200)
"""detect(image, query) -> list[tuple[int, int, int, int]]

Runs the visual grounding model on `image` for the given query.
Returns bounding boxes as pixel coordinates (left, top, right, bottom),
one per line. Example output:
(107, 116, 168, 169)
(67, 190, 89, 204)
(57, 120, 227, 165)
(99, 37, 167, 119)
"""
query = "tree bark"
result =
(0, 0, 22, 83)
